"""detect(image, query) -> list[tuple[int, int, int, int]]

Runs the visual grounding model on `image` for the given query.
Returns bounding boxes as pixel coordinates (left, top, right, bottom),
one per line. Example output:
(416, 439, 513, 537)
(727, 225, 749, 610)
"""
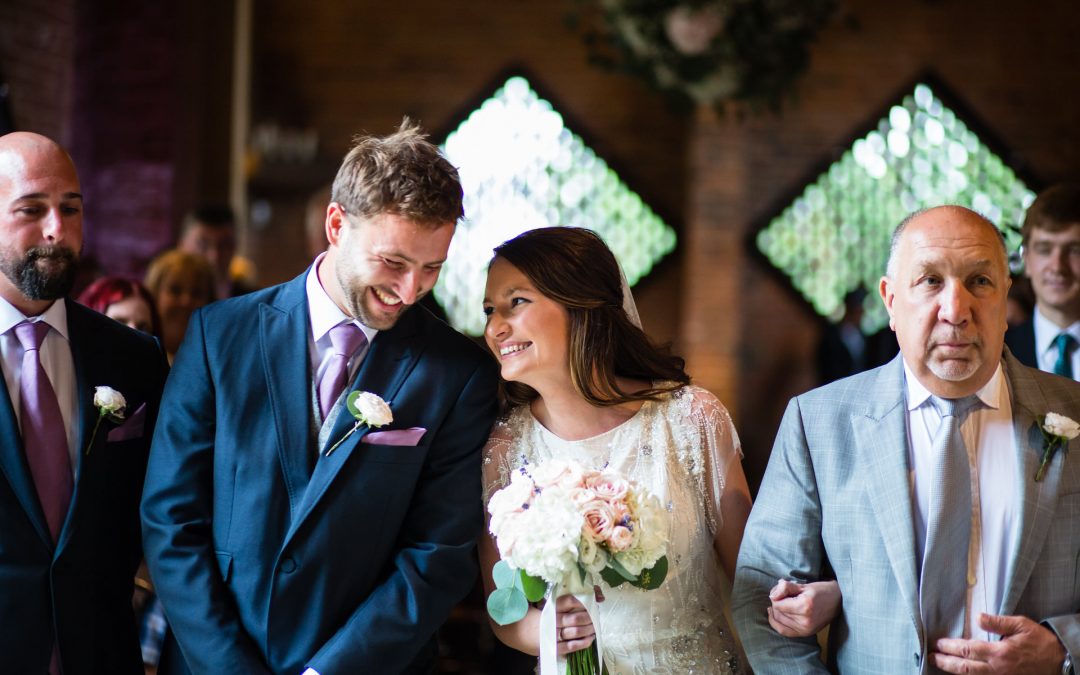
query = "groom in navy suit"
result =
(0, 132, 168, 673)
(141, 121, 499, 674)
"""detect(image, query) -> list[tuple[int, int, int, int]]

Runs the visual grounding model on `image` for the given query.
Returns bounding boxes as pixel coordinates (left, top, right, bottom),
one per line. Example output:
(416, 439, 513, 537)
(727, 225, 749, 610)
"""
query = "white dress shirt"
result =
(0, 297, 78, 474)
(1032, 305, 1080, 378)
(904, 361, 1019, 640)
(305, 254, 378, 402)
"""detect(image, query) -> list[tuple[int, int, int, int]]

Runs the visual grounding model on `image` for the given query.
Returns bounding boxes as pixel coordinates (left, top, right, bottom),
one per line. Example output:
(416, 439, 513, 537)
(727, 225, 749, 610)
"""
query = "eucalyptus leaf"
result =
(487, 587, 528, 625)
(520, 570, 547, 602)
(346, 391, 363, 419)
(606, 556, 637, 581)
(492, 560, 517, 590)
(600, 566, 627, 588)
(630, 555, 668, 590)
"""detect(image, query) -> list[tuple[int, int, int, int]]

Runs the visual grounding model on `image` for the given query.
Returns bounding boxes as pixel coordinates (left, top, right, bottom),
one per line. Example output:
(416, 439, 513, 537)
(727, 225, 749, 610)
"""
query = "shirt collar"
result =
(0, 295, 69, 342)
(305, 253, 378, 345)
(1033, 305, 1080, 358)
(903, 358, 1003, 412)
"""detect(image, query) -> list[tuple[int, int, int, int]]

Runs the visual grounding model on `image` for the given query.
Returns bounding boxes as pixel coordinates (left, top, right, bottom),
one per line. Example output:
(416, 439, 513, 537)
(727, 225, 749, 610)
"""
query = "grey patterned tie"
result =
(920, 394, 979, 671)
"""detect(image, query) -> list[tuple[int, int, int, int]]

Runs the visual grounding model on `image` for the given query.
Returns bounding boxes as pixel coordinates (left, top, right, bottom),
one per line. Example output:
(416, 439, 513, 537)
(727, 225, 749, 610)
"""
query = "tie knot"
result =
(930, 394, 980, 420)
(1055, 332, 1076, 353)
(328, 321, 366, 358)
(14, 320, 50, 352)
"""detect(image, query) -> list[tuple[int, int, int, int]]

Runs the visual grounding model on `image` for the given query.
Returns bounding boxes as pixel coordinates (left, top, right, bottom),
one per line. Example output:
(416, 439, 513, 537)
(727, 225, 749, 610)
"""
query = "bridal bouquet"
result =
(486, 459, 669, 675)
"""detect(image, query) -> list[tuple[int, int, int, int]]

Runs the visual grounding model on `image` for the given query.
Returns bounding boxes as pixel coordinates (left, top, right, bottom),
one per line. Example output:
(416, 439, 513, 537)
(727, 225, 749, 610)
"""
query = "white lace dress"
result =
(483, 385, 746, 674)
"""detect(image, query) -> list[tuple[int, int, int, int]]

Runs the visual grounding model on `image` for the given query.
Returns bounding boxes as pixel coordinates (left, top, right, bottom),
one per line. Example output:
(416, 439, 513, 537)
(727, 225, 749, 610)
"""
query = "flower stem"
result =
(85, 413, 104, 455)
(325, 421, 360, 457)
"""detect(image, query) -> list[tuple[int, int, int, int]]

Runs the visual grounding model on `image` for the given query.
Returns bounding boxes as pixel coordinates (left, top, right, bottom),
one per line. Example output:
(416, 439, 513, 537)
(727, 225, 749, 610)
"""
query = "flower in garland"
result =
(572, 0, 837, 111)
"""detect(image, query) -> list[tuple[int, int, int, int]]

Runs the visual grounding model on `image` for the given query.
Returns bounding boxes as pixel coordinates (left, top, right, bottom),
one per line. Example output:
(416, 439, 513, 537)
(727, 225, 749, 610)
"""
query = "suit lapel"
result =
(259, 277, 315, 521)
(999, 352, 1060, 614)
(0, 360, 51, 547)
(855, 355, 923, 634)
(55, 300, 120, 556)
(285, 309, 427, 544)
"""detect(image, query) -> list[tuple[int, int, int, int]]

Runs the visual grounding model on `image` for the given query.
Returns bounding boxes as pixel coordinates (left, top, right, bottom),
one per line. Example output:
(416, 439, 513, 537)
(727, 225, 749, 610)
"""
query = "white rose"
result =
(1044, 413, 1080, 440)
(354, 392, 393, 427)
(93, 386, 126, 418)
(487, 471, 536, 521)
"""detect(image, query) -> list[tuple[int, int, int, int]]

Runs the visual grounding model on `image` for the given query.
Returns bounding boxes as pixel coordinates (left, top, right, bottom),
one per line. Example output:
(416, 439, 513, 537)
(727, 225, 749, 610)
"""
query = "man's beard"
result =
(0, 245, 79, 301)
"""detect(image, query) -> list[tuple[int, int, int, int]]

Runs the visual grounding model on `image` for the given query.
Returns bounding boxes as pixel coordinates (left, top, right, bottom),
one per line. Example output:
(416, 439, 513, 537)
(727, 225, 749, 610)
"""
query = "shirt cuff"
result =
(302, 669, 320, 675)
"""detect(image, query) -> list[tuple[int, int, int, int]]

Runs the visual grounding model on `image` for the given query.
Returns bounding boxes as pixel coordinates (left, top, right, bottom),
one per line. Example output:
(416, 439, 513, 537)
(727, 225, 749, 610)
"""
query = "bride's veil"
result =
(617, 263, 643, 330)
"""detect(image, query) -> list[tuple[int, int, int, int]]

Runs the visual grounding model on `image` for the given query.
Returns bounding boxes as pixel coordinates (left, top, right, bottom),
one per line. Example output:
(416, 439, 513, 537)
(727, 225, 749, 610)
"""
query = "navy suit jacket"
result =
(0, 299, 168, 674)
(141, 271, 499, 675)
(1005, 319, 1038, 368)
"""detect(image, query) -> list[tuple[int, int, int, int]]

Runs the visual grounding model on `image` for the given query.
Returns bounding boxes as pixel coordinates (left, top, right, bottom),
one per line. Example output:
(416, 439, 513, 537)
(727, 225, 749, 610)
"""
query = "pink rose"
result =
(569, 487, 599, 508)
(608, 525, 634, 552)
(585, 473, 630, 503)
(581, 500, 616, 543)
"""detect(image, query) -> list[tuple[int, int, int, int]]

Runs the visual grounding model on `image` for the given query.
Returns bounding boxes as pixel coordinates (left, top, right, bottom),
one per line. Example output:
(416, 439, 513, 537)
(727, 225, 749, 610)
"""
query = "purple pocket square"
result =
(362, 427, 426, 446)
(107, 403, 146, 442)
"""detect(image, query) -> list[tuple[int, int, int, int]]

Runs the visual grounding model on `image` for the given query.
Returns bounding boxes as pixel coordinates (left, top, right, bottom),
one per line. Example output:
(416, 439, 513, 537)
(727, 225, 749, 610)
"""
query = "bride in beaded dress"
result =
(478, 227, 839, 674)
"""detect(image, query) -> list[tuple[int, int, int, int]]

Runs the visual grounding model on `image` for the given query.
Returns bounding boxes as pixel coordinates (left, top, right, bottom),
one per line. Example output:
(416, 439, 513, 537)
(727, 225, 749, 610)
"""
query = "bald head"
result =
(880, 205, 1011, 398)
(0, 132, 83, 315)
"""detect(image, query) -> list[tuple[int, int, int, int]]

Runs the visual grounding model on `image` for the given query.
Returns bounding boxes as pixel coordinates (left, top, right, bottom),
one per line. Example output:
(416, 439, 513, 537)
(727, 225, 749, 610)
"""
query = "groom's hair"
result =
(330, 117, 463, 228)
(492, 227, 689, 410)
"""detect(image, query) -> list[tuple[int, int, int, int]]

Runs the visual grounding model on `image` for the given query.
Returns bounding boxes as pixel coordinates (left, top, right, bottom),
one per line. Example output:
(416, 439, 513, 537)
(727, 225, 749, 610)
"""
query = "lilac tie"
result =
(318, 322, 367, 421)
(14, 320, 72, 543)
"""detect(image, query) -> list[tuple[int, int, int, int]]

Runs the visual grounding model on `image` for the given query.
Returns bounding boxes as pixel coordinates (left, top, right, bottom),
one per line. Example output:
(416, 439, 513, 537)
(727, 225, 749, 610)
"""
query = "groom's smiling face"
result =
(322, 204, 454, 330)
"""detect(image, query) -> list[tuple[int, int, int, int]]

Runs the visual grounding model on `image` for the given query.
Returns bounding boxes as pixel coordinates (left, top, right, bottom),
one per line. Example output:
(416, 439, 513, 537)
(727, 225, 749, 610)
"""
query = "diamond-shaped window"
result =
(435, 76, 677, 336)
(756, 82, 1036, 333)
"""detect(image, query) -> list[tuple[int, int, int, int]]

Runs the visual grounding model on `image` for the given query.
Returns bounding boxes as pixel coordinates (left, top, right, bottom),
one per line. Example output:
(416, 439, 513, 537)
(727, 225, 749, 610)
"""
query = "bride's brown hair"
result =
(491, 227, 689, 409)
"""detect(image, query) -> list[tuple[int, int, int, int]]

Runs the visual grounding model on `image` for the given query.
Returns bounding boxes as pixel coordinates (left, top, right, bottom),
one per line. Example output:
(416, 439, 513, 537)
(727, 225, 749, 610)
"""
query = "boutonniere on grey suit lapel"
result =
(1034, 412, 1080, 482)
(325, 391, 392, 457)
(84, 386, 126, 455)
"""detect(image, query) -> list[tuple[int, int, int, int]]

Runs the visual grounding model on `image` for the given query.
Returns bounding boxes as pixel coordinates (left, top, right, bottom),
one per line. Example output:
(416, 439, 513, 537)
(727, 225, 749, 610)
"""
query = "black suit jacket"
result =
(1005, 319, 1038, 368)
(0, 299, 168, 674)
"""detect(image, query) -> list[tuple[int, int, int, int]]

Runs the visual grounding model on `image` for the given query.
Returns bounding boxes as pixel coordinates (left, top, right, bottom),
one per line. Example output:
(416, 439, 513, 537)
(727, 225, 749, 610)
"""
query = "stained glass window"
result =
(435, 76, 677, 336)
(756, 83, 1035, 333)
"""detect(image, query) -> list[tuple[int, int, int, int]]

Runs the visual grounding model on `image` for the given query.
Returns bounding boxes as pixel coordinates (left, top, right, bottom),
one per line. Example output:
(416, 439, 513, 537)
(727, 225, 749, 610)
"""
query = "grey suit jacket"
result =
(732, 350, 1080, 674)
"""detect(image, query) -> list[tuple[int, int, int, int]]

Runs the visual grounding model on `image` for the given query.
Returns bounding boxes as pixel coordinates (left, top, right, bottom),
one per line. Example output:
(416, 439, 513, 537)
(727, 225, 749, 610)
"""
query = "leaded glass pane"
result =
(436, 76, 677, 335)
(756, 83, 1035, 332)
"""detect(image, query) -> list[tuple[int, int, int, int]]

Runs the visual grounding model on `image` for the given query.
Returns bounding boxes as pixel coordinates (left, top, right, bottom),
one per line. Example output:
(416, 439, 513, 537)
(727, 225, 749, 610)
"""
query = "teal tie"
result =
(1053, 333, 1076, 379)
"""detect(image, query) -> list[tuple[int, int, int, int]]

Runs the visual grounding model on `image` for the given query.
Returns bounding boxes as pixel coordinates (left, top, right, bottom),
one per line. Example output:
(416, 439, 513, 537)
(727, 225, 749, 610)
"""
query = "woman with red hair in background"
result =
(78, 276, 161, 338)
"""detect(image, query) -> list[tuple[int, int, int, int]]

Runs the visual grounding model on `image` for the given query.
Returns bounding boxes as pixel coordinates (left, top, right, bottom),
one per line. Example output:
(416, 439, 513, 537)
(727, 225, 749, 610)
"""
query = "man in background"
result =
(1006, 184, 1080, 379)
(177, 204, 255, 298)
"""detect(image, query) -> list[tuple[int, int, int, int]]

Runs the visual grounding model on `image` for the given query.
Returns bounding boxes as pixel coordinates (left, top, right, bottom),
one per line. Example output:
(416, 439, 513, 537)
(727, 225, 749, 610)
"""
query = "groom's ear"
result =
(879, 276, 897, 330)
(326, 202, 347, 247)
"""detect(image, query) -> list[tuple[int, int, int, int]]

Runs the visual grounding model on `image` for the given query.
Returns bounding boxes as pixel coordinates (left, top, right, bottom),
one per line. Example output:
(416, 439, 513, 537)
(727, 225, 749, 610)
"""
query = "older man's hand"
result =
(932, 613, 1066, 674)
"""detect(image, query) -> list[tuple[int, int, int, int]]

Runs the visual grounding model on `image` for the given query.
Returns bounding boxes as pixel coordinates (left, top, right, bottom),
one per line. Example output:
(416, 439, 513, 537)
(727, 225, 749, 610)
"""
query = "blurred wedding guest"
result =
(1007, 274, 1035, 328)
(1006, 184, 1080, 379)
(177, 205, 255, 299)
(0, 131, 168, 674)
(816, 290, 898, 385)
(144, 250, 214, 363)
(77, 276, 160, 337)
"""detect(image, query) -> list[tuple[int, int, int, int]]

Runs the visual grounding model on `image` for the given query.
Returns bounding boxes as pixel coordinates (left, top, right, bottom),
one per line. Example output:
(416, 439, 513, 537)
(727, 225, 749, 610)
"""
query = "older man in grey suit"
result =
(733, 206, 1080, 674)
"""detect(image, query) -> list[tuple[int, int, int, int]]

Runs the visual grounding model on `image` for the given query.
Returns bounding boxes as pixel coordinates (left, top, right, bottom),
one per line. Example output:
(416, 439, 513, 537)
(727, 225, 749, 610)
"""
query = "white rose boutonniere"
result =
(325, 391, 392, 457)
(1035, 412, 1080, 482)
(86, 386, 127, 454)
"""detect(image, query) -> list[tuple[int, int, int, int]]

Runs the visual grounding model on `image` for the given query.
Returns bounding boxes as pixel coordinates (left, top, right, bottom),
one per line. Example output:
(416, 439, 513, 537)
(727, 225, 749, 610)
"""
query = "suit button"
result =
(281, 557, 297, 573)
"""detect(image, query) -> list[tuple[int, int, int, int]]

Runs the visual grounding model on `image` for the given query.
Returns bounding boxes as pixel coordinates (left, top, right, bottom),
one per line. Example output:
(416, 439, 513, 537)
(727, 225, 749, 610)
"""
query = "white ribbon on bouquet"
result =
(539, 578, 604, 675)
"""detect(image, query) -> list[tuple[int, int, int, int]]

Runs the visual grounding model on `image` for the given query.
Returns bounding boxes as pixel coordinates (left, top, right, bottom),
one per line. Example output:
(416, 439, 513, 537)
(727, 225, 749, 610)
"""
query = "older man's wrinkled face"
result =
(880, 208, 1011, 398)
(0, 140, 83, 303)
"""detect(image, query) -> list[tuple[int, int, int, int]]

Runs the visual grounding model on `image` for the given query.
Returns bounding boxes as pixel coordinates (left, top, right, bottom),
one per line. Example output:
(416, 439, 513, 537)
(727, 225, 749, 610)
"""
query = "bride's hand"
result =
(766, 578, 842, 637)
(555, 594, 596, 655)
